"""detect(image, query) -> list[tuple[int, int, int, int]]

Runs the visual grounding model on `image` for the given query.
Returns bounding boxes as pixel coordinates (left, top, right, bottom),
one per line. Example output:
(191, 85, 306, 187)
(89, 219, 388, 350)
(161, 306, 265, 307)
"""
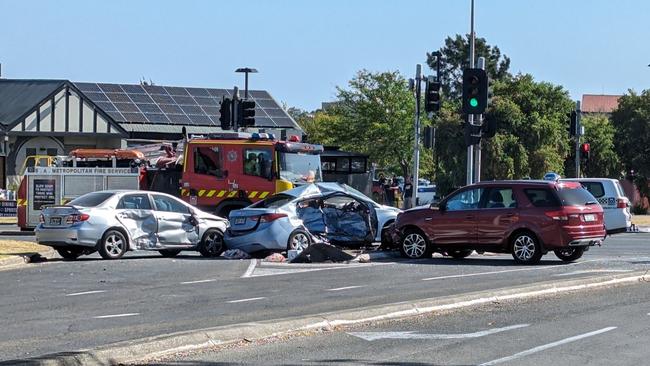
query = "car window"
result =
(485, 188, 516, 209)
(580, 181, 605, 198)
(614, 180, 626, 197)
(69, 192, 114, 207)
(251, 194, 293, 209)
(556, 187, 598, 206)
(446, 188, 484, 211)
(152, 194, 190, 214)
(524, 189, 561, 208)
(117, 194, 152, 210)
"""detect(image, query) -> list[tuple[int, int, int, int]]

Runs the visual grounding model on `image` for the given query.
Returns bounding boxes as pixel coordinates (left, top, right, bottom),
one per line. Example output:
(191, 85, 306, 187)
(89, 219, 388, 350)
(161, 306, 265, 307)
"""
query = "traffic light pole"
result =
(574, 100, 581, 178)
(474, 56, 486, 183)
(466, 0, 476, 185)
(412, 64, 422, 208)
(232, 86, 239, 131)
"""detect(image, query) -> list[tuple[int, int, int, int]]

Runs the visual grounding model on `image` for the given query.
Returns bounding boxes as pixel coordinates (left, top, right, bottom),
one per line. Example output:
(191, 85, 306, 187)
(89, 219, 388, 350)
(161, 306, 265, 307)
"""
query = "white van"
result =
(561, 178, 631, 234)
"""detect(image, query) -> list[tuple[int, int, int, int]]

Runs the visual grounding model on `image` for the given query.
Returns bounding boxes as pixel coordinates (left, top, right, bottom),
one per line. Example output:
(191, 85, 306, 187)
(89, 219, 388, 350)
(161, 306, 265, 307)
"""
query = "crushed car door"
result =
(151, 194, 200, 246)
(115, 193, 158, 250)
(320, 193, 377, 244)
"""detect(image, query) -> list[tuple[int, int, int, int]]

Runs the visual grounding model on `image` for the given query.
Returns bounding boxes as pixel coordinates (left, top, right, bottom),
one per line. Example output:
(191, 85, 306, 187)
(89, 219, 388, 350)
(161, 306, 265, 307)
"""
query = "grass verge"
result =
(0, 240, 49, 260)
(631, 215, 650, 226)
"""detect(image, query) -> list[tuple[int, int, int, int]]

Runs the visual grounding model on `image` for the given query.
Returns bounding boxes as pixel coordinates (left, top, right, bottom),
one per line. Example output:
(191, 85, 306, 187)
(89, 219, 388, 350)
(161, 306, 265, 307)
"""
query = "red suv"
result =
(391, 180, 606, 264)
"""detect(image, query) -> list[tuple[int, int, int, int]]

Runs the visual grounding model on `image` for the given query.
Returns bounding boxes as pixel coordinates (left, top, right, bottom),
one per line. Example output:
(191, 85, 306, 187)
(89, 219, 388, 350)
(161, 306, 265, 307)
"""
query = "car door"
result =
(115, 193, 158, 250)
(428, 187, 484, 246)
(477, 187, 520, 248)
(151, 194, 199, 246)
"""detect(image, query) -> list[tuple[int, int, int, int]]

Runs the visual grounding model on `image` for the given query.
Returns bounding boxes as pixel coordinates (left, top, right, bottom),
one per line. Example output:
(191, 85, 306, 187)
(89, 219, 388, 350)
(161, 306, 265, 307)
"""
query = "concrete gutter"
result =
(28, 270, 650, 366)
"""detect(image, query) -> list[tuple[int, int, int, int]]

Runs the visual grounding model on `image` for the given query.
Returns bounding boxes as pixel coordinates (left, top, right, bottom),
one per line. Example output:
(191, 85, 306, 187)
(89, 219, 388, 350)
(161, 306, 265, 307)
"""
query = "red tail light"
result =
(259, 213, 287, 223)
(66, 213, 90, 224)
(545, 210, 568, 221)
(617, 198, 629, 209)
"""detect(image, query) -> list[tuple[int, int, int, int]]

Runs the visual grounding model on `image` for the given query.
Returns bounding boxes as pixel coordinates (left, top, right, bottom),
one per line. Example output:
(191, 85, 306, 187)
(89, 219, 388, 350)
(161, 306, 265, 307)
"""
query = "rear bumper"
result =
(35, 226, 98, 248)
(224, 222, 292, 253)
(568, 237, 605, 246)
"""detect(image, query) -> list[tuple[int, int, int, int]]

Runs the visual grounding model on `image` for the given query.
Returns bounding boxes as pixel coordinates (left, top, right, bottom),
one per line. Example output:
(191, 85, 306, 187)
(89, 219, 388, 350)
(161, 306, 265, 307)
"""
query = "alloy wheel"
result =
(204, 231, 224, 255)
(291, 232, 310, 251)
(513, 235, 536, 261)
(105, 234, 124, 257)
(403, 233, 426, 258)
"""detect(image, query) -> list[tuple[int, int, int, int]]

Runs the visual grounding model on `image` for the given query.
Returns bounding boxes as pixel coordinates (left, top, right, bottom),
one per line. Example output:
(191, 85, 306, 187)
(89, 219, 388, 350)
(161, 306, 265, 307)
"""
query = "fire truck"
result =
(17, 132, 323, 229)
(148, 132, 324, 217)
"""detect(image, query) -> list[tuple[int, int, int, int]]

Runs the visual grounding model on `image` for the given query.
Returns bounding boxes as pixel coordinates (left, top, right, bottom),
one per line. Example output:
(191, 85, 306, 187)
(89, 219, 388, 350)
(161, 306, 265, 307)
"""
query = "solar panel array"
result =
(73, 82, 297, 128)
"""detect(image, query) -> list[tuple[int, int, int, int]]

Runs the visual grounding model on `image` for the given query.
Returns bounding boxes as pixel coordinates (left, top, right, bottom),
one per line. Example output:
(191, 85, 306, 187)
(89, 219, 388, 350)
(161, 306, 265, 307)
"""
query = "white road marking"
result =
(93, 313, 140, 319)
(227, 297, 266, 303)
(479, 327, 617, 366)
(553, 269, 632, 277)
(328, 285, 365, 292)
(65, 290, 106, 297)
(421, 260, 595, 281)
(349, 324, 529, 341)
(241, 259, 257, 278)
(180, 279, 217, 284)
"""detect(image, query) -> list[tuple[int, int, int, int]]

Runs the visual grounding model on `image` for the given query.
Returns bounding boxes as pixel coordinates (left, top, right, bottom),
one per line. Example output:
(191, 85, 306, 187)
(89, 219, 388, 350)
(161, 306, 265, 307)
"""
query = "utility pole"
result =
(475, 56, 486, 183)
(574, 100, 581, 178)
(232, 86, 240, 131)
(412, 64, 422, 208)
(466, 0, 476, 185)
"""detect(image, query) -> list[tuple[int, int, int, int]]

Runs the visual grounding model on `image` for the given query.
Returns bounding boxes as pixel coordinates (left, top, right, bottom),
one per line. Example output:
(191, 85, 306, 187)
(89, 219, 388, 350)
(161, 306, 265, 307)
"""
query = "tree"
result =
(611, 90, 650, 199)
(580, 114, 621, 178)
(427, 34, 511, 99)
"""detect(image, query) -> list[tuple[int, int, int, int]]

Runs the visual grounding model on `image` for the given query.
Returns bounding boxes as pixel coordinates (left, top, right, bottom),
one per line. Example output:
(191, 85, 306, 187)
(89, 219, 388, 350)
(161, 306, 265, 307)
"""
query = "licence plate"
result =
(583, 214, 596, 222)
(234, 217, 246, 225)
(49, 217, 61, 225)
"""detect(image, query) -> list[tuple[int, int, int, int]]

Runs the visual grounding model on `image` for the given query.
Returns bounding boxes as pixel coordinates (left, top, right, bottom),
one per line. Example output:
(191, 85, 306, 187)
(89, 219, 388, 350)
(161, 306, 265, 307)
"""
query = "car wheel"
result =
(98, 230, 127, 260)
(448, 249, 473, 259)
(511, 231, 543, 264)
(159, 249, 182, 258)
(400, 229, 431, 259)
(56, 248, 82, 260)
(288, 229, 311, 251)
(198, 229, 225, 257)
(554, 247, 585, 262)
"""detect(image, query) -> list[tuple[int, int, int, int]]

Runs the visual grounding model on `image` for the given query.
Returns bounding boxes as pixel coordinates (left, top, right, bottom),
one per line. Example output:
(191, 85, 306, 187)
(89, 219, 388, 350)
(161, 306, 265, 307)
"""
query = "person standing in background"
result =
(403, 176, 413, 209)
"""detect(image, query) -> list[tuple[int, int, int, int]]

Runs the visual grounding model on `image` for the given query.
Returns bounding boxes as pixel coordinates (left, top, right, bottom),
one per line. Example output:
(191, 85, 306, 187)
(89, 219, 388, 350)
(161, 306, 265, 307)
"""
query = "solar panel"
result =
(74, 82, 299, 130)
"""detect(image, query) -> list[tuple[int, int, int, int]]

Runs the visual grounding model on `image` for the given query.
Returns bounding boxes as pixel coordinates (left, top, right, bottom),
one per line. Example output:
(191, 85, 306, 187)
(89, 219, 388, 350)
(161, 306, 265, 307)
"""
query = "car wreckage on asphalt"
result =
(225, 183, 401, 253)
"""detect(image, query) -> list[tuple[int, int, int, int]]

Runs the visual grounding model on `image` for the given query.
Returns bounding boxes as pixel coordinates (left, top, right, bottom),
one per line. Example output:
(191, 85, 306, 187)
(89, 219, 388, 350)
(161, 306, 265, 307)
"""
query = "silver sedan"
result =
(35, 190, 228, 260)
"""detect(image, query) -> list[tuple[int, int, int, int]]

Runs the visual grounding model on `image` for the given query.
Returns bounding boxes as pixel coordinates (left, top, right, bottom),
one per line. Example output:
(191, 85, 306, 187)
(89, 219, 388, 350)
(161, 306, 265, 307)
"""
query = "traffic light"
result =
(424, 77, 441, 113)
(567, 111, 578, 137)
(219, 97, 232, 130)
(462, 68, 488, 114)
(423, 126, 435, 148)
(238, 99, 256, 127)
(482, 114, 497, 138)
(464, 123, 482, 147)
(581, 143, 590, 160)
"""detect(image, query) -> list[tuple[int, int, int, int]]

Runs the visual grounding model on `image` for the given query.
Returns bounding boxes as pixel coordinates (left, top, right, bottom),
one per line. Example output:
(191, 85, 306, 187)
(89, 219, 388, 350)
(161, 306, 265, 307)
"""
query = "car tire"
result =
(554, 247, 585, 262)
(98, 230, 128, 260)
(511, 231, 543, 264)
(288, 229, 311, 251)
(399, 229, 431, 259)
(198, 229, 225, 258)
(448, 249, 473, 259)
(56, 248, 82, 260)
(159, 249, 182, 258)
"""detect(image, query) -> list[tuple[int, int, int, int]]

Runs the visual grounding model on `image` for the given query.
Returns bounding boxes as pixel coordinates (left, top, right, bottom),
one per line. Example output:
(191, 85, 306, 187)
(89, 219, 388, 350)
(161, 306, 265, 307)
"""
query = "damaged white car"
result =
(225, 183, 401, 254)
(35, 190, 228, 260)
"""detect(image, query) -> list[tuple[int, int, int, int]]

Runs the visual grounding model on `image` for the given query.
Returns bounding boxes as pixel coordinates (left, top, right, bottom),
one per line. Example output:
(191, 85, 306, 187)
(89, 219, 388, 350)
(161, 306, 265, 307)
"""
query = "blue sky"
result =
(1, 0, 649, 111)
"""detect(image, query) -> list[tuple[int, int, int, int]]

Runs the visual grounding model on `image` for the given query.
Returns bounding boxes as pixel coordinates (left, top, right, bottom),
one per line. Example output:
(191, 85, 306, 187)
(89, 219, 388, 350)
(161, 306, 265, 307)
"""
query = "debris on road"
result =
(290, 243, 355, 263)
(264, 253, 286, 262)
(223, 249, 252, 260)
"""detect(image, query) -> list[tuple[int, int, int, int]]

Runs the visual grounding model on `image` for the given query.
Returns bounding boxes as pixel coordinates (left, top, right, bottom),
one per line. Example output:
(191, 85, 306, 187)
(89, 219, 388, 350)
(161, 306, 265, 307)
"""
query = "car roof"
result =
(470, 180, 556, 187)
(561, 178, 618, 183)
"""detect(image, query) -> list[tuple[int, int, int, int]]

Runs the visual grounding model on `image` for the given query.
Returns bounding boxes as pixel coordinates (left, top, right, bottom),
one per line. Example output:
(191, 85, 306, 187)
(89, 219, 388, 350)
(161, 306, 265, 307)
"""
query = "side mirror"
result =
(437, 202, 446, 212)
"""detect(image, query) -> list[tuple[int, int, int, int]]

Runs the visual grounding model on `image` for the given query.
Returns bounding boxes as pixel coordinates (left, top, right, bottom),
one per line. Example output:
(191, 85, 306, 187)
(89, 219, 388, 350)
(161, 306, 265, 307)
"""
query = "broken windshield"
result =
(279, 152, 322, 184)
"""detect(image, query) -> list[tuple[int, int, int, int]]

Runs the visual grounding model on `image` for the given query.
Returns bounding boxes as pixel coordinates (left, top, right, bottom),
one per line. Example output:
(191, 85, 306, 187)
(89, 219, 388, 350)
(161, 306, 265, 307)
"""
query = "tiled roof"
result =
(581, 94, 621, 113)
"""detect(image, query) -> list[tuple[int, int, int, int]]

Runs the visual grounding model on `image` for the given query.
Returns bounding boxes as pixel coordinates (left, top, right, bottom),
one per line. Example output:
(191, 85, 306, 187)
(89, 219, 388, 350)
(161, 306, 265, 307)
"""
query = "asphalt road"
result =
(172, 280, 650, 365)
(0, 233, 648, 362)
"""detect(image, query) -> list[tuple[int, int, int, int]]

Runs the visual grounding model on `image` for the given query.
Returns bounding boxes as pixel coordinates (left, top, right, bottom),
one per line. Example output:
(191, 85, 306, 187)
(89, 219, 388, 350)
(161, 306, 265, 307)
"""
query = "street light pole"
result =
(235, 67, 258, 99)
(466, 0, 476, 185)
(412, 64, 422, 208)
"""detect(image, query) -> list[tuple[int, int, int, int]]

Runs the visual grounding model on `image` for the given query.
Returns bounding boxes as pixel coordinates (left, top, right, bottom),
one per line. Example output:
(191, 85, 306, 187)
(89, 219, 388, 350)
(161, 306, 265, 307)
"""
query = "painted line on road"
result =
(552, 269, 633, 277)
(328, 285, 365, 292)
(180, 279, 217, 285)
(420, 260, 594, 281)
(65, 290, 106, 297)
(93, 313, 140, 319)
(241, 259, 257, 278)
(349, 323, 529, 341)
(479, 326, 617, 365)
(227, 297, 266, 303)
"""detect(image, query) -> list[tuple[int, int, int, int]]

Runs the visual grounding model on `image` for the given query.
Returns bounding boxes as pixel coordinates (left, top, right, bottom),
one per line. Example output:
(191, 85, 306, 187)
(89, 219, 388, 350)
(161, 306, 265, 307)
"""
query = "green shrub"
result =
(631, 203, 648, 215)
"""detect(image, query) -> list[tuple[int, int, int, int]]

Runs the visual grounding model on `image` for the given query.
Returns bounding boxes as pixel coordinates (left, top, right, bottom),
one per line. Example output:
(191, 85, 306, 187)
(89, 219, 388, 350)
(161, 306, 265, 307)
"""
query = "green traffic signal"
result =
(469, 98, 478, 107)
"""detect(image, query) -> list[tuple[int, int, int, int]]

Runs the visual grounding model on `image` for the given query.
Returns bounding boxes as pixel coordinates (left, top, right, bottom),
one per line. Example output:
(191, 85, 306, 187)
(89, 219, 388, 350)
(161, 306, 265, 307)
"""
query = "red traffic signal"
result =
(581, 143, 590, 160)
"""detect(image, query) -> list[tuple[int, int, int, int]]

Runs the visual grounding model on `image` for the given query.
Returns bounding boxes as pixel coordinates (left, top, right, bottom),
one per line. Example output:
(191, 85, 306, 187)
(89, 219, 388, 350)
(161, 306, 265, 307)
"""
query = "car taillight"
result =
(39, 214, 45, 224)
(617, 198, 629, 209)
(545, 210, 568, 221)
(66, 213, 90, 224)
(259, 213, 287, 223)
